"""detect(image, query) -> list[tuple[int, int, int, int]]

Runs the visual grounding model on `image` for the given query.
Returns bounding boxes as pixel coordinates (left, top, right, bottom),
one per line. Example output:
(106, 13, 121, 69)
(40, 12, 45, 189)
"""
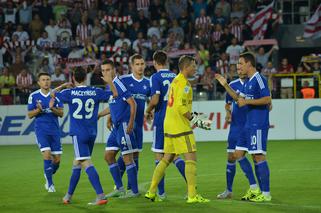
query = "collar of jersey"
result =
(249, 71, 259, 81)
(40, 89, 50, 97)
(131, 73, 144, 82)
(158, 69, 169, 72)
(76, 85, 87, 88)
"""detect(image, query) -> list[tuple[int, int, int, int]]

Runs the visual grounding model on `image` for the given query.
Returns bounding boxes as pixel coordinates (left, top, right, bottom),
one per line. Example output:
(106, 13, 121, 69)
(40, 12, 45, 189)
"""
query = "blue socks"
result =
(226, 161, 236, 192)
(173, 157, 186, 181)
(155, 160, 165, 195)
(254, 161, 263, 190)
(238, 156, 257, 186)
(52, 162, 60, 174)
(256, 161, 270, 194)
(67, 165, 81, 195)
(44, 160, 53, 186)
(117, 156, 126, 178)
(85, 165, 104, 195)
(126, 163, 138, 194)
(109, 163, 123, 189)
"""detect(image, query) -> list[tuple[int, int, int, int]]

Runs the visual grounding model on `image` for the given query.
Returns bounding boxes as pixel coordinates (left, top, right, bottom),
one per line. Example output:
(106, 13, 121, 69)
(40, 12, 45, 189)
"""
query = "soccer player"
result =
(54, 67, 117, 205)
(217, 63, 260, 200)
(101, 60, 139, 198)
(28, 72, 64, 193)
(145, 55, 211, 203)
(115, 54, 151, 189)
(216, 52, 272, 202)
(144, 50, 186, 200)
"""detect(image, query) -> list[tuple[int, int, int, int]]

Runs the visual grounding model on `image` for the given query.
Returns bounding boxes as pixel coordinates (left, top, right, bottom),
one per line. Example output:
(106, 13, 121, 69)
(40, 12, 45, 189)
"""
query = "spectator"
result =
(37, 31, 51, 49)
(279, 58, 294, 73)
(225, 37, 244, 65)
(147, 20, 161, 39)
(36, 0, 53, 25)
(178, 9, 192, 39)
(213, 7, 226, 27)
(12, 25, 29, 42)
(135, 9, 149, 34)
(303, 62, 321, 75)
(132, 32, 146, 54)
(17, 1, 34, 27)
(190, 0, 208, 18)
(168, 19, 184, 41)
(301, 81, 315, 99)
(216, 52, 229, 79)
(128, 21, 144, 42)
(114, 31, 131, 48)
(295, 65, 306, 73)
(215, 0, 231, 19)
(97, 32, 113, 47)
(83, 38, 98, 59)
(212, 23, 223, 43)
(29, 14, 44, 40)
(3, 1, 17, 24)
(149, 0, 165, 20)
(9, 46, 32, 63)
(53, 0, 68, 22)
(9, 54, 27, 77)
(230, 1, 244, 20)
(16, 68, 33, 104)
(38, 58, 53, 75)
(45, 19, 59, 43)
(0, 67, 15, 105)
(57, 19, 72, 42)
(76, 16, 93, 42)
(166, 0, 188, 20)
(198, 44, 210, 67)
(254, 45, 277, 68)
(229, 17, 243, 42)
(195, 9, 212, 31)
(69, 1, 82, 33)
(262, 61, 277, 95)
(92, 18, 104, 41)
(0, 47, 6, 69)
(68, 46, 84, 59)
(200, 66, 215, 100)
(51, 66, 66, 87)
(123, 2, 137, 18)
(219, 27, 234, 50)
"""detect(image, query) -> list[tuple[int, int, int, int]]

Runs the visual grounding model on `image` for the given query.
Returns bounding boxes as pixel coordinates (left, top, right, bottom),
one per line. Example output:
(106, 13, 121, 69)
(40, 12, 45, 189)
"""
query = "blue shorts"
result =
(36, 133, 62, 155)
(151, 124, 164, 153)
(71, 134, 96, 160)
(227, 127, 242, 153)
(105, 122, 137, 155)
(235, 128, 268, 155)
(247, 128, 268, 155)
(134, 124, 143, 152)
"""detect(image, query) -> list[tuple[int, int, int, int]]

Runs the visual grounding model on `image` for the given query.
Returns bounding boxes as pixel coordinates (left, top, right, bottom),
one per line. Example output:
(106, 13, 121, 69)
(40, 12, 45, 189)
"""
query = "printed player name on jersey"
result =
(71, 90, 97, 96)
(160, 73, 176, 78)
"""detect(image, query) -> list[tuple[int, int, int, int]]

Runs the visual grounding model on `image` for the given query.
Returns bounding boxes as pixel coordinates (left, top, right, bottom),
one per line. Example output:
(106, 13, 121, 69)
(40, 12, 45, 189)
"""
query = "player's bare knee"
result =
(163, 153, 175, 163)
(123, 153, 134, 165)
(234, 150, 245, 160)
(252, 154, 265, 162)
(42, 150, 52, 160)
(227, 153, 236, 162)
(104, 151, 116, 164)
(184, 152, 197, 162)
(155, 153, 164, 161)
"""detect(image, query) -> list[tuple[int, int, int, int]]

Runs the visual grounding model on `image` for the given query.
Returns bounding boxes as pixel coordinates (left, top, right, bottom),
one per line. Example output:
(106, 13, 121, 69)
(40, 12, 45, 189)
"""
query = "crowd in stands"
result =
(0, 0, 320, 105)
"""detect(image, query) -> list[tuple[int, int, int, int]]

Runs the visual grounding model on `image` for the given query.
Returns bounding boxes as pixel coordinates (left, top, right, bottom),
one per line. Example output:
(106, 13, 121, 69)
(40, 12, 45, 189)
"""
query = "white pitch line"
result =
(138, 168, 321, 210)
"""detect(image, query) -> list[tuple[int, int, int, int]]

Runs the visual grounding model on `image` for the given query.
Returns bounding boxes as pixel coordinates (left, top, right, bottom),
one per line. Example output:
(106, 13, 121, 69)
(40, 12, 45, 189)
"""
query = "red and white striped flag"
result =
(137, 0, 150, 10)
(303, 4, 321, 39)
(246, 1, 274, 40)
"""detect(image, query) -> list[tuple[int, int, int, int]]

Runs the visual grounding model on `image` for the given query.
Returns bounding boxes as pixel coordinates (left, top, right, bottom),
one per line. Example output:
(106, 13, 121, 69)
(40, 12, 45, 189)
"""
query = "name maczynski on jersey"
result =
(71, 90, 97, 96)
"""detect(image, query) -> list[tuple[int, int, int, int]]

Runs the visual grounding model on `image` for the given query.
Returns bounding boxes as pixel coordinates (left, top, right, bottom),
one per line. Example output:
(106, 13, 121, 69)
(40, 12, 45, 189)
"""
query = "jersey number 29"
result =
(163, 80, 171, 101)
(72, 98, 95, 119)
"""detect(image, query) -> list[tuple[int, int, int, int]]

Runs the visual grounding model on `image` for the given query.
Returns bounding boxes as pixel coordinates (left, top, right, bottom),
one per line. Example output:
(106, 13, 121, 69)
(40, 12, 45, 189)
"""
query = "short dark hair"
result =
(178, 55, 196, 71)
(37, 72, 50, 80)
(153, 50, 168, 66)
(130, 54, 144, 64)
(73, 67, 87, 83)
(240, 51, 256, 67)
(102, 59, 115, 68)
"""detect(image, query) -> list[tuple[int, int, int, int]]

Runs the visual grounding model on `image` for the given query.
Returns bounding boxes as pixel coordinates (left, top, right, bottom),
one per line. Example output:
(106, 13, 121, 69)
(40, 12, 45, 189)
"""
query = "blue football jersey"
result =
(108, 77, 133, 125)
(226, 78, 247, 128)
(243, 72, 270, 128)
(56, 86, 112, 136)
(120, 74, 151, 126)
(28, 89, 63, 135)
(150, 69, 176, 126)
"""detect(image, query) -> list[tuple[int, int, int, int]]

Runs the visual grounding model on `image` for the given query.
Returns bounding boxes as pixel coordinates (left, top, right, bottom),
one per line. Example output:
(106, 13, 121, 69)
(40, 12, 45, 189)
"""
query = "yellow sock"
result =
(185, 160, 197, 198)
(149, 159, 169, 194)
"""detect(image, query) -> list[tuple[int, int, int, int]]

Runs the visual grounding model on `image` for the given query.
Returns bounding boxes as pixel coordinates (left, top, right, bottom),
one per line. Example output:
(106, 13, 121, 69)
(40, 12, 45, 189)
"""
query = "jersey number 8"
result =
(72, 98, 95, 119)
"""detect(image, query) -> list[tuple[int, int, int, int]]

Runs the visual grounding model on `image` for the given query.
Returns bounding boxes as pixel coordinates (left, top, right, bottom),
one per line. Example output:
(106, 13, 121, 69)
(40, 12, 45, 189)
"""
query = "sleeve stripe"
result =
(255, 75, 265, 89)
(114, 78, 127, 92)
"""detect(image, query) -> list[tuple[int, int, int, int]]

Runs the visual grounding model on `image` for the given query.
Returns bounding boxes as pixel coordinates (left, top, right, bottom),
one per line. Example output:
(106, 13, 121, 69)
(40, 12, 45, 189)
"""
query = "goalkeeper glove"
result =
(190, 112, 212, 130)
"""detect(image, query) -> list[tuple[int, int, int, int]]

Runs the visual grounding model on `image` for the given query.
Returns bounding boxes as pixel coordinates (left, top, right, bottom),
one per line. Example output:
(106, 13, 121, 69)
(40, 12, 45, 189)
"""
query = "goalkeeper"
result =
(145, 55, 211, 203)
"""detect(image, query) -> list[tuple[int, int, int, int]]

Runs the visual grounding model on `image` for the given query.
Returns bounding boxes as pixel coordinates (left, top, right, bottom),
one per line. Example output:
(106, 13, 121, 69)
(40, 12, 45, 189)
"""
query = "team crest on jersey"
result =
(184, 86, 189, 93)
(143, 85, 147, 90)
(130, 83, 134, 87)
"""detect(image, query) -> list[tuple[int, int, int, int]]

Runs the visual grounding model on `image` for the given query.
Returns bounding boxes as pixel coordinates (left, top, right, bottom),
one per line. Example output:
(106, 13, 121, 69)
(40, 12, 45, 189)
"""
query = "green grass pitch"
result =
(0, 140, 321, 213)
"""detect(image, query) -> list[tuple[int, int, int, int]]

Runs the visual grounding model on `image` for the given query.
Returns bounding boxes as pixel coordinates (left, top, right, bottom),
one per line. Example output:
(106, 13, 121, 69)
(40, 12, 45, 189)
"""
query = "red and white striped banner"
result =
(137, 0, 150, 10)
(109, 57, 128, 63)
(103, 16, 132, 23)
(303, 4, 321, 39)
(246, 1, 274, 40)
(100, 46, 120, 53)
(243, 39, 278, 47)
(167, 49, 197, 58)
(3, 40, 35, 49)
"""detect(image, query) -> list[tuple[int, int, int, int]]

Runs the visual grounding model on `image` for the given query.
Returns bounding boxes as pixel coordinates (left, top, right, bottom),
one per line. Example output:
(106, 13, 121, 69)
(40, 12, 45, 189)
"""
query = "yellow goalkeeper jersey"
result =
(164, 73, 193, 136)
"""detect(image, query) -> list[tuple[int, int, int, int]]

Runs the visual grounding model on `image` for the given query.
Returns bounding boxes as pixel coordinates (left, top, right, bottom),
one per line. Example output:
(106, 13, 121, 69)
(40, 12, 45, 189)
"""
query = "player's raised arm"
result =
(126, 97, 137, 134)
(101, 68, 118, 98)
(215, 73, 239, 101)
